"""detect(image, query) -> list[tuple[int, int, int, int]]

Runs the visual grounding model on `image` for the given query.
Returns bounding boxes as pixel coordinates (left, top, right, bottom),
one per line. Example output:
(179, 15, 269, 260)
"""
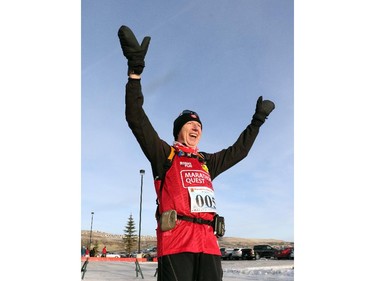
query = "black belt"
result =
(177, 215, 213, 227)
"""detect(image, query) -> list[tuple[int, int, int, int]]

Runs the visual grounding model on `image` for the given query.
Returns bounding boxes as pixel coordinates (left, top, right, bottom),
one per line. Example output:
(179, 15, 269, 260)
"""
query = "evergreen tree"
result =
(123, 213, 137, 255)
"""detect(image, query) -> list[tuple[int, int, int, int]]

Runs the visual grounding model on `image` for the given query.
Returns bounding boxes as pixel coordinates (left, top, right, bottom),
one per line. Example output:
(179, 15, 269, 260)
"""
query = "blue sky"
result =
(81, 0, 294, 241)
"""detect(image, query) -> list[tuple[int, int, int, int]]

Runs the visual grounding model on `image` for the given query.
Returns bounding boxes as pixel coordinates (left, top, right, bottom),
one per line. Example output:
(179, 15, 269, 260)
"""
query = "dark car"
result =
(241, 248, 255, 260)
(143, 246, 157, 261)
(253, 244, 278, 260)
(275, 247, 294, 260)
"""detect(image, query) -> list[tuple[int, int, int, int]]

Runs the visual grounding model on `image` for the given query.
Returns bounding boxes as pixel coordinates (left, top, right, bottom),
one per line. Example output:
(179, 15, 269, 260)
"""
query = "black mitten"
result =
(251, 96, 275, 127)
(118, 25, 151, 75)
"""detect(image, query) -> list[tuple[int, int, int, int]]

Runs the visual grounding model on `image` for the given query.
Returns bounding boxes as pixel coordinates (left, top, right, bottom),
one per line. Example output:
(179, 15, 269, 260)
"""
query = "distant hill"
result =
(81, 230, 293, 252)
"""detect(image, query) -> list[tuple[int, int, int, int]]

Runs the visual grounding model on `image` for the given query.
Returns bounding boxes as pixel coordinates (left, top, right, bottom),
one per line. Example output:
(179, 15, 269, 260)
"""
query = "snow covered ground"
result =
(223, 260, 293, 281)
(81, 259, 294, 280)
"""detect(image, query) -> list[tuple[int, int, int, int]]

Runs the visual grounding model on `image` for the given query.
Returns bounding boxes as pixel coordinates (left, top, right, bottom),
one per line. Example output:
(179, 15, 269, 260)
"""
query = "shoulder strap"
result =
(155, 147, 176, 220)
(161, 146, 175, 183)
(167, 146, 175, 164)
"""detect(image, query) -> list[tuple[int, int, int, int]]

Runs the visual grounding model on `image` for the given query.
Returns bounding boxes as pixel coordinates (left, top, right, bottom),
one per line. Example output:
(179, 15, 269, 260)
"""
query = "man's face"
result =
(177, 121, 202, 148)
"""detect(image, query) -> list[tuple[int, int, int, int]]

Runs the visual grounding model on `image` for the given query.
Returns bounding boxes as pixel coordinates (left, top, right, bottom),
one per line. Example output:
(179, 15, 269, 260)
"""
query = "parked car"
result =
(220, 247, 234, 260)
(129, 251, 138, 258)
(253, 244, 278, 259)
(231, 248, 243, 260)
(106, 252, 121, 258)
(275, 247, 294, 260)
(241, 248, 255, 260)
(143, 247, 157, 261)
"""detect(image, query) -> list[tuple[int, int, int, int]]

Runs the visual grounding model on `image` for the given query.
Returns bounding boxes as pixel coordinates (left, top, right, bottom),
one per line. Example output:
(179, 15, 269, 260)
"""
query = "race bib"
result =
(188, 187, 216, 213)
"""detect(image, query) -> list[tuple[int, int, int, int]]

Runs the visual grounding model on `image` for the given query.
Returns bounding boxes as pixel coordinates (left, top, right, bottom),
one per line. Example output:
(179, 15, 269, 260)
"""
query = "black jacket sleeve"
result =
(204, 123, 260, 181)
(125, 78, 171, 179)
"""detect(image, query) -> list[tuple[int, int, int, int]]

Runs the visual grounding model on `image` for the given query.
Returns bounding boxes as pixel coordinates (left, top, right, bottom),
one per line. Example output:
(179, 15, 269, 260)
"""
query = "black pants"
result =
(157, 252, 223, 281)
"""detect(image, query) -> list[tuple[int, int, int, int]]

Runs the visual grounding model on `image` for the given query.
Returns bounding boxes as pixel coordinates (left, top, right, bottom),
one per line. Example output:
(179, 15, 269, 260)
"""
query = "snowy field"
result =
(81, 259, 294, 281)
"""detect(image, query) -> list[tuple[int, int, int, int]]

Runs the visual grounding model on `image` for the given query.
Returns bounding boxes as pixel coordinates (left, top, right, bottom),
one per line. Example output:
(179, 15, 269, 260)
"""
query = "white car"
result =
(231, 248, 243, 260)
(106, 252, 121, 258)
(220, 247, 234, 260)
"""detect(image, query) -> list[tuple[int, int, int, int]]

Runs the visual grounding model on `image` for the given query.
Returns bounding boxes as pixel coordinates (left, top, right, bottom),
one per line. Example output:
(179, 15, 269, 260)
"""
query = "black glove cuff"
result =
(127, 59, 145, 75)
(254, 112, 267, 121)
(251, 113, 267, 127)
(128, 60, 145, 67)
(251, 119, 264, 127)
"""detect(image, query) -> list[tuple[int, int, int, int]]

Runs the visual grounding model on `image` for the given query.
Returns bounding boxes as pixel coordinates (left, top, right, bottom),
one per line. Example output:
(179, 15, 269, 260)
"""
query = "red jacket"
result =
(156, 144, 220, 257)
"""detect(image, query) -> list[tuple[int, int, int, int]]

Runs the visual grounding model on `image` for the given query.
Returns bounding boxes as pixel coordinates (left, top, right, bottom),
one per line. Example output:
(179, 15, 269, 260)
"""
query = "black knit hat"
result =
(173, 110, 202, 140)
